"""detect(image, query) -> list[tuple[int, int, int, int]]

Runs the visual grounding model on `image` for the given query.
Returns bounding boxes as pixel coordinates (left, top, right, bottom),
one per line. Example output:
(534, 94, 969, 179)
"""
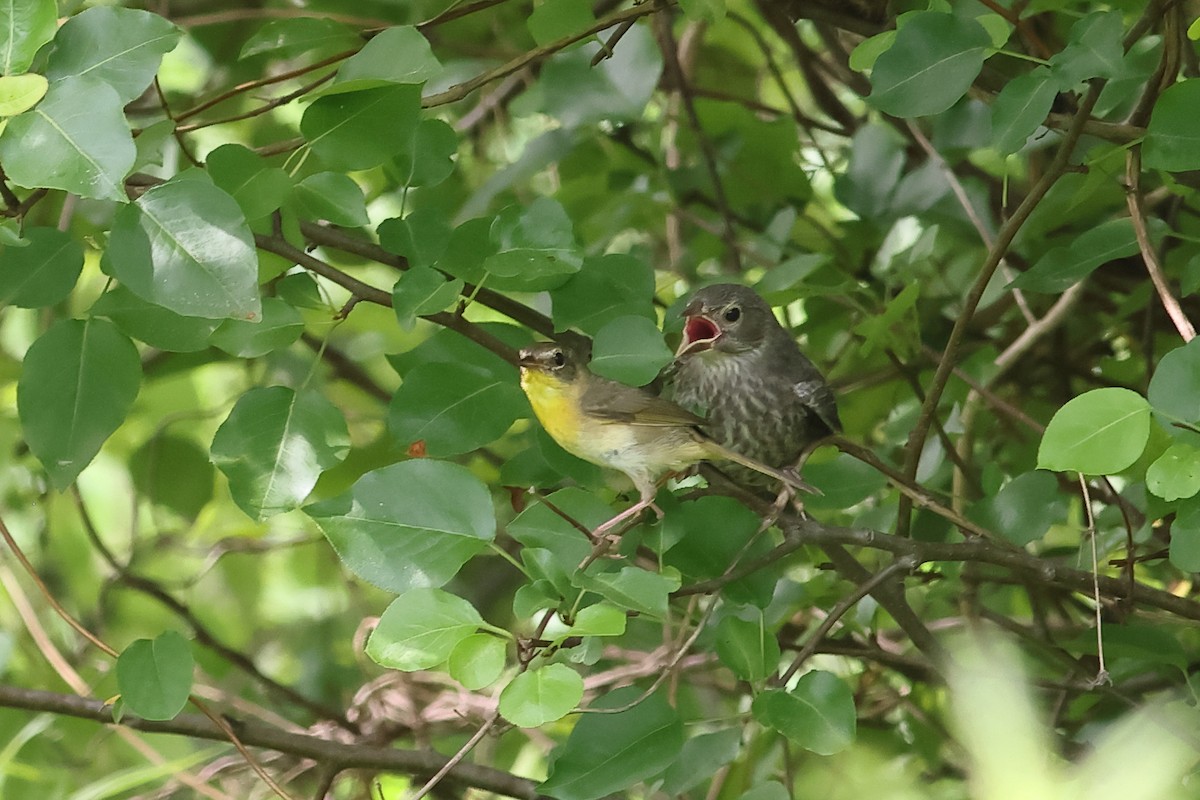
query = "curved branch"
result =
(0, 685, 540, 800)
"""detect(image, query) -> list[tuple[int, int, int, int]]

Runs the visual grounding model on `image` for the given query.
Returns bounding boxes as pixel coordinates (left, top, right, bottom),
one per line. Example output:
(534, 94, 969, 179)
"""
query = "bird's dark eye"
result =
(552, 349, 566, 367)
(724, 306, 741, 323)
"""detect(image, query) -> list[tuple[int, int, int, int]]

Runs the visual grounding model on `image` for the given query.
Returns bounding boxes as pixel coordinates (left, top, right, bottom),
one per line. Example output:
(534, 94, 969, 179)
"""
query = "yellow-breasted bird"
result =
(518, 342, 813, 537)
(667, 284, 840, 488)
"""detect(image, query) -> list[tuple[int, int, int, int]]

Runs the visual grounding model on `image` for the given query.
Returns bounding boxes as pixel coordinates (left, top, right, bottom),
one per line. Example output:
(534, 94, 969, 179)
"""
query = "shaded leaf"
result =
(306, 460, 496, 592)
(211, 386, 350, 520)
(868, 12, 991, 117)
(752, 672, 856, 755)
(116, 631, 194, 720)
(0, 227, 83, 308)
(18, 318, 141, 489)
(389, 362, 528, 457)
(45, 7, 180, 103)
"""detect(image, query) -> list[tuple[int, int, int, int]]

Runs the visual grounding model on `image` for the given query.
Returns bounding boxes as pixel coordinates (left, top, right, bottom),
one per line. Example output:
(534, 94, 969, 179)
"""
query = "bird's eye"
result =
(724, 306, 741, 323)
(552, 349, 566, 367)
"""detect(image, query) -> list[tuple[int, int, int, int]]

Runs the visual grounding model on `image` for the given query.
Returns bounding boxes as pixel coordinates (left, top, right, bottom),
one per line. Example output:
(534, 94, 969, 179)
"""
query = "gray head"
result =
(676, 284, 784, 357)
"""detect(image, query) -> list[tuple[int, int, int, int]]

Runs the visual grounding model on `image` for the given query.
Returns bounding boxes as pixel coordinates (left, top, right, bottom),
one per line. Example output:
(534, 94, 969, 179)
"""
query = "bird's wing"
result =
(581, 379, 707, 427)
(794, 379, 842, 434)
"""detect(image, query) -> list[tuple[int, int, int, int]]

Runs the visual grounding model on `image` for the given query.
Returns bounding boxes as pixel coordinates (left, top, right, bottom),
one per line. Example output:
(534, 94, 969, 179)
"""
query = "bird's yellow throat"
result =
(520, 368, 586, 452)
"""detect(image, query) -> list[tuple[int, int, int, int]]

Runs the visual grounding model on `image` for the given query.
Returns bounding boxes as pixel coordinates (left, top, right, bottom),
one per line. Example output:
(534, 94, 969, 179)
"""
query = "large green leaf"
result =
(390, 266, 462, 330)
(1037, 388, 1151, 475)
(239, 18, 360, 60)
(209, 297, 304, 357)
(115, 631, 193, 721)
(291, 172, 369, 226)
(990, 68, 1057, 155)
(102, 178, 261, 320)
(1010, 218, 1146, 293)
(1048, 11, 1126, 89)
(1148, 338, 1200, 445)
(540, 687, 683, 800)
(91, 286, 220, 352)
(366, 587, 486, 671)
(1144, 80, 1200, 172)
(300, 84, 422, 171)
(388, 362, 528, 457)
(588, 315, 673, 386)
(550, 254, 656, 336)
(332, 26, 441, 89)
(0, 0, 57, 74)
(44, 7, 180, 103)
(751, 672, 857, 755)
(868, 12, 992, 117)
(715, 609, 780, 683)
(306, 460, 496, 592)
(211, 387, 350, 521)
(206, 143, 292, 221)
(498, 663, 584, 728)
(0, 227, 83, 308)
(0, 76, 134, 201)
(484, 198, 583, 291)
(17, 318, 142, 489)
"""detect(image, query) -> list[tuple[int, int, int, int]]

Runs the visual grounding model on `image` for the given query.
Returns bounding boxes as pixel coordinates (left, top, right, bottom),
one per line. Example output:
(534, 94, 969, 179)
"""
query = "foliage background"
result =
(3, 0, 1200, 798)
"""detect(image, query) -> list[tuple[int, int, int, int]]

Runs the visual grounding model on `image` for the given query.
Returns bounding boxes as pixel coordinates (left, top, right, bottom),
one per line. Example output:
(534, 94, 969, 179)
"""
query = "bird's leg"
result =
(579, 483, 661, 569)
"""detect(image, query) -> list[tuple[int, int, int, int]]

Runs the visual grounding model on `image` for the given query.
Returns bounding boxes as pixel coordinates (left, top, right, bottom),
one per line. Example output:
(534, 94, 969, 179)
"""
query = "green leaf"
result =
(447, 634, 507, 690)
(300, 84, 422, 171)
(0, 0, 57, 74)
(91, 286, 220, 352)
(574, 566, 680, 619)
(540, 24, 662, 127)
(715, 610, 780, 682)
(0, 227, 83, 308)
(239, 18, 360, 60)
(0, 76, 134, 201)
(378, 207, 453, 267)
(391, 265, 462, 330)
(306, 460, 496, 592)
(868, 12, 992, 117)
(751, 672, 856, 755)
(209, 297, 304, 357)
(130, 435, 215, 521)
(506, 488, 607, 567)
(566, 603, 626, 637)
(484, 198, 582, 290)
(0, 73, 47, 116)
(968, 471, 1063, 545)
(1010, 218, 1144, 293)
(737, 783, 789, 800)
(103, 177, 261, 320)
(800, 452, 889, 512)
(45, 7, 181, 103)
(366, 588, 484, 671)
(1149, 338, 1200, 444)
(499, 663, 584, 727)
(1144, 80, 1200, 172)
(1147, 443, 1200, 502)
(389, 362, 528, 457)
(291, 172, 368, 226)
(1048, 11, 1125, 89)
(116, 631, 194, 721)
(393, 119, 457, 188)
(678, 0, 726, 22)
(663, 497, 777, 607)
(1170, 497, 1200, 572)
(333, 26, 441, 89)
(528, 0, 596, 46)
(540, 687, 683, 800)
(551, 254, 656, 337)
(206, 144, 292, 221)
(990, 68, 1057, 155)
(588, 315, 673, 386)
(18, 318, 141, 489)
(211, 387, 350, 520)
(1037, 387, 1151, 475)
(660, 728, 742, 795)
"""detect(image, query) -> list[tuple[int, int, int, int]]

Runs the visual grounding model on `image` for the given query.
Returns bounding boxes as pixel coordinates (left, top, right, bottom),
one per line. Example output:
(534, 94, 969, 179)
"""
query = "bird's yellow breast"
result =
(520, 368, 588, 454)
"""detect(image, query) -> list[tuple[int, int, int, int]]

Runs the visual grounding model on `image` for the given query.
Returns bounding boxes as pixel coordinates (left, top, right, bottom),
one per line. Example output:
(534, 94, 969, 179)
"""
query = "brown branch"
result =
(896, 82, 1103, 535)
(1125, 148, 1195, 342)
(0, 685, 541, 800)
(423, 2, 667, 108)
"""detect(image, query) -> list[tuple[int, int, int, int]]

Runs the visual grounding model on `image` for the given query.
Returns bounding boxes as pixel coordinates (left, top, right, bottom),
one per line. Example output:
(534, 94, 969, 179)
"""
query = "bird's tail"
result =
(697, 436, 820, 495)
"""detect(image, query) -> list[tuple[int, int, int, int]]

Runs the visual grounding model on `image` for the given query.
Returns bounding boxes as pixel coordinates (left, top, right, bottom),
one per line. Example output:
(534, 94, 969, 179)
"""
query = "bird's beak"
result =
(676, 313, 722, 357)
(517, 349, 540, 369)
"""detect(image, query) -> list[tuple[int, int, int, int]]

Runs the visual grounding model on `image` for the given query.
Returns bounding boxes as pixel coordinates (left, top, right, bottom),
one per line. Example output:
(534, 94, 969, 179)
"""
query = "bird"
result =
(667, 283, 840, 490)
(518, 342, 814, 538)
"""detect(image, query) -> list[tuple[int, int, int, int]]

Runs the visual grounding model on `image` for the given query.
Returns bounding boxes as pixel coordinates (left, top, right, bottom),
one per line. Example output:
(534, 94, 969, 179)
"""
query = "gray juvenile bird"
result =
(667, 284, 840, 487)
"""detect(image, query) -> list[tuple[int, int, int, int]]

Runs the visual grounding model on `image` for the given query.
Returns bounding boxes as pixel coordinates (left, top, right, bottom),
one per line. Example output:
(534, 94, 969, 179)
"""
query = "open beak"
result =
(676, 314, 722, 357)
